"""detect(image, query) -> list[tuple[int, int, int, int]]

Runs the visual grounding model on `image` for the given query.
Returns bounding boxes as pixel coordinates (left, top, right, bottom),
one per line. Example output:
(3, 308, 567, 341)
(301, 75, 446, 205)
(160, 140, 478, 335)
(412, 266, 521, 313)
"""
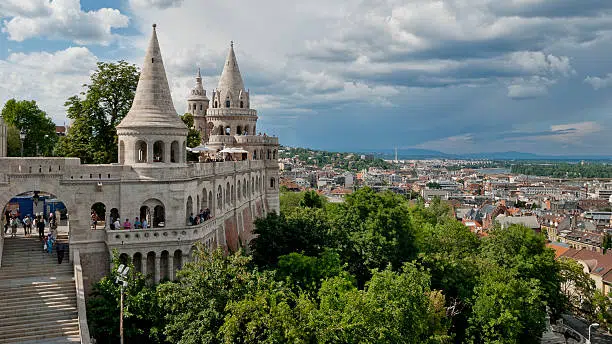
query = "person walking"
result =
(37, 215, 45, 240)
(56, 241, 66, 264)
(10, 216, 18, 238)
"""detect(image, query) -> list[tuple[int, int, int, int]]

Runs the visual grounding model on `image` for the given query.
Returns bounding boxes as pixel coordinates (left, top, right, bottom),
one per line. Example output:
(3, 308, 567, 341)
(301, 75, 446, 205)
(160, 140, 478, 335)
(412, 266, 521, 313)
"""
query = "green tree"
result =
(299, 190, 324, 208)
(251, 207, 331, 267)
(277, 249, 344, 294)
(55, 61, 139, 163)
(87, 252, 165, 344)
(1, 99, 57, 156)
(157, 246, 259, 344)
(467, 266, 547, 344)
(559, 257, 596, 316)
(181, 113, 202, 162)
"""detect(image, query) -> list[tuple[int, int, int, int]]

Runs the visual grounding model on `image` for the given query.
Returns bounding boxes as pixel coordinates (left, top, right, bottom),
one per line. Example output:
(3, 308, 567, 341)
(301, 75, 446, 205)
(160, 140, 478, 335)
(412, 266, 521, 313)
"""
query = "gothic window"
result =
(240, 101, 244, 108)
(136, 141, 147, 163)
(153, 141, 164, 162)
(170, 141, 179, 163)
(200, 104, 203, 110)
(214, 101, 218, 108)
(270, 178, 275, 189)
(225, 99, 230, 108)
(225, 127, 231, 135)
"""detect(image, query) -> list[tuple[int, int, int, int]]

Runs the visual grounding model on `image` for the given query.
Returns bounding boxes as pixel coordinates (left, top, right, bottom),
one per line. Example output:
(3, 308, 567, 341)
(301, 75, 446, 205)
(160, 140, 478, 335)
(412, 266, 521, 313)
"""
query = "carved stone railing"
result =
(106, 217, 220, 246)
(73, 249, 91, 344)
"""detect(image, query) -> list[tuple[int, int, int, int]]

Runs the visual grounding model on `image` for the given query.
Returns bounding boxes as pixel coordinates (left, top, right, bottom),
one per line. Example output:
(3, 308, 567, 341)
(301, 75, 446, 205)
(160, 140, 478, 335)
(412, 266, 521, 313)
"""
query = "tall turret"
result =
(117, 24, 188, 165)
(210, 42, 250, 110)
(187, 68, 210, 142)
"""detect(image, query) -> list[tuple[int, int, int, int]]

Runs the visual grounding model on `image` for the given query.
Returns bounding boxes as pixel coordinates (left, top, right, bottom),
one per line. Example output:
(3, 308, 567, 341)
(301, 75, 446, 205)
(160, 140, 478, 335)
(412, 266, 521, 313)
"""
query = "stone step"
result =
(0, 326, 80, 342)
(0, 311, 78, 327)
(0, 308, 77, 324)
(0, 306, 77, 320)
(7, 335, 81, 344)
(0, 288, 75, 301)
(0, 318, 78, 335)
(0, 296, 77, 312)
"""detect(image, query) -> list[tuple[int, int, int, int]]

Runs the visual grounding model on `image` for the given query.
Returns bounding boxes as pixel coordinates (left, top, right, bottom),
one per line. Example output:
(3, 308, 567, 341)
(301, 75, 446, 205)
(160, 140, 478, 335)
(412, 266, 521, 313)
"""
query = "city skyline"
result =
(2, 0, 612, 155)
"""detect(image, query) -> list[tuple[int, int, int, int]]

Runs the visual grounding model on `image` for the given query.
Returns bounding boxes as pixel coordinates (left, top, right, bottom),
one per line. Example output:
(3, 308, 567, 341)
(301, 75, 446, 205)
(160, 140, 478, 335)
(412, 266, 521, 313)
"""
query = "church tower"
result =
(206, 42, 258, 151)
(187, 68, 209, 142)
(116, 24, 188, 165)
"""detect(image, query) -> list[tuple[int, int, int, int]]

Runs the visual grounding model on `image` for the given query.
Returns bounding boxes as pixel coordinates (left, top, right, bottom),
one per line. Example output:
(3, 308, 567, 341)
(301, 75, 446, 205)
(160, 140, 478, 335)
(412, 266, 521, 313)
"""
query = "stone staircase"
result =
(0, 233, 80, 343)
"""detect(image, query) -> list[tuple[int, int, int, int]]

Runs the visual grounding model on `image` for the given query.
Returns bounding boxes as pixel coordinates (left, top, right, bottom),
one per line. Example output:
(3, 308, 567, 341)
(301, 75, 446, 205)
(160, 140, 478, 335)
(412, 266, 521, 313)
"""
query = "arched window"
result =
(186, 196, 193, 224)
(119, 140, 125, 164)
(171, 141, 179, 163)
(153, 141, 164, 162)
(243, 178, 247, 198)
(252, 177, 255, 195)
(225, 126, 231, 135)
(226, 182, 230, 205)
(240, 101, 244, 108)
(200, 104, 203, 110)
(237, 180, 241, 201)
(209, 191, 213, 216)
(270, 177, 275, 189)
(267, 150, 271, 159)
(91, 202, 106, 230)
(136, 141, 147, 163)
(214, 101, 218, 108)
(153, 205, 165, 227)
(253, 150, 257, 160)
(161, 250, 170, 281)
(202, 188, 208, 208)
(146, 252, 156, 284)
(140, 199, 165, 228)
(237, 126, 242, 135)
(217, 185, 223, 211)
(225, 99, 230, 108)
(273, 150, 277, 159)
(231, 185, 235, 203)
(140, 206, 150, 228)
(174, 250, 183, 273)
(110, 208, 120, 227)
(133, 252, 143, 273)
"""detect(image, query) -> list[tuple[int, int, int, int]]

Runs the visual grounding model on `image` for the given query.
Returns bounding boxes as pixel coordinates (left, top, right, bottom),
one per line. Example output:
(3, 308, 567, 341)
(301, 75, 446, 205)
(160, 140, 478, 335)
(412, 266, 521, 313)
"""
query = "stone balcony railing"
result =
(206, 108, 257, 117)
(106, 217, 220, 247)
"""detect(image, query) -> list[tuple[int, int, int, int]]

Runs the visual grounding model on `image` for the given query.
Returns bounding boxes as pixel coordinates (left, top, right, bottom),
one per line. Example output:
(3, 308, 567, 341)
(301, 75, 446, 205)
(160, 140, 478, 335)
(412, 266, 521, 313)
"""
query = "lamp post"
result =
(587, 322, 599, 344)
(116, 264, 130, 344)
(19, 130, 25, 157)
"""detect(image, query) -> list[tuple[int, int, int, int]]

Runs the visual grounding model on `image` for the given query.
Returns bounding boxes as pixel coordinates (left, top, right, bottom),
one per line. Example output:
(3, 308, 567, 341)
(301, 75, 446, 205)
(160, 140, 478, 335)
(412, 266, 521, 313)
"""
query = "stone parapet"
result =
(207, 108, 257, 117)
(106, 217, 221, 247)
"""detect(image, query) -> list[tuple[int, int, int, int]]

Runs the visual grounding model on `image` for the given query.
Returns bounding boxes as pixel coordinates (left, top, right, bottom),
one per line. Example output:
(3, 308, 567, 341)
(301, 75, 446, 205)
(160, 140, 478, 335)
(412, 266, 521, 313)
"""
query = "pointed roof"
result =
(118, 24, 187, 130)
(188, 67, 208, 101)
(216, 41, 245, 96)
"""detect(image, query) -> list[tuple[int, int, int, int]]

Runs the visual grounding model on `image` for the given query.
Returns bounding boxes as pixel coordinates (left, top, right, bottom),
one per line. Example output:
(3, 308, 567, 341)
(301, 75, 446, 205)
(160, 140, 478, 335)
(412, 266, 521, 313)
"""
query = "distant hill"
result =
(360, 148, 612, 161)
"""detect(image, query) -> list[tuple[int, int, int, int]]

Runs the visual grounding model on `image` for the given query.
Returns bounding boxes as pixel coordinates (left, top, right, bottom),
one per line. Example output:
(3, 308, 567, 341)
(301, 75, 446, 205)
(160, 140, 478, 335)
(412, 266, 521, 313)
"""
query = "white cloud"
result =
(2, 0, 129, 45)
(0, 0, 51, 18)
(129, 0, 184, 10)
(0, 47, 98, 121)
(584, 74, 612, 90)
(507, 77, 554, 99)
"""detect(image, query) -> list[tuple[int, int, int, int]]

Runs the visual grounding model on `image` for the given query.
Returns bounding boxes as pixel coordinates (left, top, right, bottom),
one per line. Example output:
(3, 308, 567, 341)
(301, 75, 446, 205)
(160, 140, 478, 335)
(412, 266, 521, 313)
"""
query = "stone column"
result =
(147, 141, 154, 164)
(164, 142, 171, 163)
(154, 255, 161, 284)
(168, 254, 174, 281)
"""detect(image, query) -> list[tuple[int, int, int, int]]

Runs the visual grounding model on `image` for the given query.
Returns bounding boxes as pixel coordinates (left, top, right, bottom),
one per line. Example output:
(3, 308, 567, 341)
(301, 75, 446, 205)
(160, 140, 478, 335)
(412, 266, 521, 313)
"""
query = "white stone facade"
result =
(0, 25, 279, 292)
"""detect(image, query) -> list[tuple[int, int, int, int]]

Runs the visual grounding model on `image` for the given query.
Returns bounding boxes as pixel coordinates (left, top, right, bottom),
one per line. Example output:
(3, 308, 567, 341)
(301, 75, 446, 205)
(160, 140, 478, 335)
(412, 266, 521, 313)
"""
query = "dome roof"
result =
(117, 24, 187, 131)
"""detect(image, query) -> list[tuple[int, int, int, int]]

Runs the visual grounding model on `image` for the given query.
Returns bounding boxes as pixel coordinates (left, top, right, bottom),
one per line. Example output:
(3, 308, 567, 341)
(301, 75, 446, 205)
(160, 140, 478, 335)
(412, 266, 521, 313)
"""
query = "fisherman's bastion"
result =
(0, 24, 279, 342)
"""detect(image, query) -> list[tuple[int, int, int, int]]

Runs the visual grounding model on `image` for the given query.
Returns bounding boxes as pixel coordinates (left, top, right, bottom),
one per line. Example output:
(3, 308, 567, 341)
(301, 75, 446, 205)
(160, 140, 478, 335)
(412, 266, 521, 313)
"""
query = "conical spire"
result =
(118, 24, 187, 130)
(217, 41, 245, 97)
(188, 67, 207, 100)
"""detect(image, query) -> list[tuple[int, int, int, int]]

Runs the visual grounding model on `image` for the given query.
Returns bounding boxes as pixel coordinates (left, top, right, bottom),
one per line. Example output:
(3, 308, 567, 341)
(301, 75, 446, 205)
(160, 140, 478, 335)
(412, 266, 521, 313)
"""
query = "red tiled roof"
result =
(547, 242, 570, 259)
(561, 248, 612, 277)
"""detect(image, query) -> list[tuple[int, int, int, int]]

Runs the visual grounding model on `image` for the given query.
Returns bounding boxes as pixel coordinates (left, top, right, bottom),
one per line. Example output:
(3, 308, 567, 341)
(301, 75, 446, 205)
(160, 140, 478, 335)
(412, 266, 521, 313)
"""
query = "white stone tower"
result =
(116, 24, 189, 165)
(206, 42, 257, 151)
(187, 68, 209, 142)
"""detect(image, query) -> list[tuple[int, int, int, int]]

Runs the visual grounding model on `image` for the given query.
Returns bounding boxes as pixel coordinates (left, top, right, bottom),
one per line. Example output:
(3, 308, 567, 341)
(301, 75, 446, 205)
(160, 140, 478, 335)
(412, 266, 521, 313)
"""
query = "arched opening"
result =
(267, 150, 271, 159)
(214, 101, 218, 108)
(153, 205, 165, 227)
(226, 182, 230, 206)
(174, 250, 183, 275)
(225, 126, 231, 135)
(225, 99, 230, 108)
(146, 251, 156, 284)
(153, 141, 164, 162)
(133, 252, 143, 273)
(136, 141, 147, 163)
(273, 150, 277, 159)
(260, 149, 264, 160)
(237, 126, 242, 135)
(119, 140, 125, 164)
(140, 199, 165, 228)
(171, 141, 179, 163)
(251, 177, 255, 195)
(110, 208, 120, 229)
(243, 178, 247, 198)
(119, 253, 129, 266)
(160, 250, 170, 281)
(208, 191, 213, 216)
(231, 185, 235, 204)
(196, 195, 200, 212)
(91, 202, 106, 230)
(237, 180, 241, 201)
(140, 206, 150, 228)
(270, 177, 275, 189)
(253, 150, 257, 160)
(202, 188, 208, 209)
(186, 196, 193, 225)
(240, 100, 244, 108)
(217, 186, 223, 211)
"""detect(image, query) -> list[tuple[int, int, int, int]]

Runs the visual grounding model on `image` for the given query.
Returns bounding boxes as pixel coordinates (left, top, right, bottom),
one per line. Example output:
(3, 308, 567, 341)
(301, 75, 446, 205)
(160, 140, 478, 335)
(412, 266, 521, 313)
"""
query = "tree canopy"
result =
(55, 61, 139, 163)
(1, 99, 57, 156)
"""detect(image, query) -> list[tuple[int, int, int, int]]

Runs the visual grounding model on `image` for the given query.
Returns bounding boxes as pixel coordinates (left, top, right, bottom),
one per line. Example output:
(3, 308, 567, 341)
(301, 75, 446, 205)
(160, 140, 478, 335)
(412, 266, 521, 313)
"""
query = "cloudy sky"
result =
(1, 0, 612, 155)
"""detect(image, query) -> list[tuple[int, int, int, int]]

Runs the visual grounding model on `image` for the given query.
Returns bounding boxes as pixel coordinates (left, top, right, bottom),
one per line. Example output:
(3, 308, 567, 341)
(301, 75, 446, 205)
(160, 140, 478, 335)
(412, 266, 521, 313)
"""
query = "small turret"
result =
(211, 42, 249, 109)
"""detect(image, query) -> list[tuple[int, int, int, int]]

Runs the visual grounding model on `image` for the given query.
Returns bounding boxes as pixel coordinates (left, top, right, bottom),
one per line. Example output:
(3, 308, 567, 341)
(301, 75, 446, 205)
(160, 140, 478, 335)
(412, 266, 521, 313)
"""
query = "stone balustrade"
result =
(106, 217, 220, 246)
(206, 108, 257, 116)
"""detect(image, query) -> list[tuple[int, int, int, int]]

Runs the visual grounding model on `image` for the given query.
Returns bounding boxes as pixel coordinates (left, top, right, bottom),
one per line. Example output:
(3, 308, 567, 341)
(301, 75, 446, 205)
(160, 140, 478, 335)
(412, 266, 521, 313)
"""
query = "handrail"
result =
(73, 249, 91, 344)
